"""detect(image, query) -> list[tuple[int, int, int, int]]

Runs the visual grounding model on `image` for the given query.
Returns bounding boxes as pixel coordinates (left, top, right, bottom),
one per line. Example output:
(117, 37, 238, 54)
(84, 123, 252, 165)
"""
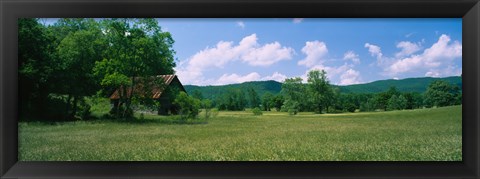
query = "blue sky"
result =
(43, 18, 462, 86)
(156, 18, 462, 86)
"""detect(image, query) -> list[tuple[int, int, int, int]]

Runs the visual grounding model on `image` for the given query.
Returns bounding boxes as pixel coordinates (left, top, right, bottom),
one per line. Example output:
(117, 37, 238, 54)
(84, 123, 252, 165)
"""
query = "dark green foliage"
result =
(403, 92, 424, 109)
(18, 18, 56, 119)
(247, 88, 261, 108)
(261, 92, 274, 111)
(359, 98, 377, 112)
(53, 19, 105, 119)
(424, 80, 461, 107)
(94, 18, 176, 119)
(216, 88, 247, 111)
(344, 103, 356, 113)
(184, 80, 282, 101)
(78, 99, 92, 120)
(191, 90, 204, 100)
(271, 94, 285, 111)
(281, 77, 307, 113)
(387, 95, 407, 111)
(307, 70, 335, 114)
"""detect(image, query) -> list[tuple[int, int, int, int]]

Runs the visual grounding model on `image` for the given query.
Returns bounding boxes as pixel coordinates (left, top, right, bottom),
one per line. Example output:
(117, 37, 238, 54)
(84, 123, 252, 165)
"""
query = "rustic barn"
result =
(109, 74, 187, 115)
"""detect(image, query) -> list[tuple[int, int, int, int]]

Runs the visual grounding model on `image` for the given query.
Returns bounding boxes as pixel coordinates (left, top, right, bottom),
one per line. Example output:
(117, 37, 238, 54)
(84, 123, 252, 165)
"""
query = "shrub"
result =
(78, 99, 92, 120)
(202, 99, 214, 119)
(174, 92, 201, 120)
(252, 107, 263, 116)
(345, 103, 356, 113)
(287, 109, 298, 115)
(282, 99, 299, 115)
(210, 108, 219, 118)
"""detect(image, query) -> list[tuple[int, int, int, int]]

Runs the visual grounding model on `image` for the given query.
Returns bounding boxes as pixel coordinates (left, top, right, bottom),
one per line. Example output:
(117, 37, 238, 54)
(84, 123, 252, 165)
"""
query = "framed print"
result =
(1, 0, 479, 178)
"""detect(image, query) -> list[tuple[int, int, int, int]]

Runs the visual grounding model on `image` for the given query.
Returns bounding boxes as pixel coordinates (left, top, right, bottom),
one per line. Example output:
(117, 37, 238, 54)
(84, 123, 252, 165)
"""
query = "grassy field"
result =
(19, 105, 462, 161)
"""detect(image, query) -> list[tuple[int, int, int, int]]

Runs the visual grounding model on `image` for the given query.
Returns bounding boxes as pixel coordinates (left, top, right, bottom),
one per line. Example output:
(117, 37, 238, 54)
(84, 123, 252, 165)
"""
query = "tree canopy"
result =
(19, 18, 177, 120)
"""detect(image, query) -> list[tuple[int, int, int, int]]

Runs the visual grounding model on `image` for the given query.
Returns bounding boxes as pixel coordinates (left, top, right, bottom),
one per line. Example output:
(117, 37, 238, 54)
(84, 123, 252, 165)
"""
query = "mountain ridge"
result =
(184, 76, 462, 100)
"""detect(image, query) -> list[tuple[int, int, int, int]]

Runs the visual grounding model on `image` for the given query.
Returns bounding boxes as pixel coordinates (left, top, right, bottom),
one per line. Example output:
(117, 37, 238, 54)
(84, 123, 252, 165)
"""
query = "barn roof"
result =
(109, 74, 185, 100)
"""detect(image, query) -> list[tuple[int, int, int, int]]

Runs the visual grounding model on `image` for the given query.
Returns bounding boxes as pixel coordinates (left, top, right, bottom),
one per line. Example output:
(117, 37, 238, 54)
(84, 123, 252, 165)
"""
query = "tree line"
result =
(198, 70, 461, 115)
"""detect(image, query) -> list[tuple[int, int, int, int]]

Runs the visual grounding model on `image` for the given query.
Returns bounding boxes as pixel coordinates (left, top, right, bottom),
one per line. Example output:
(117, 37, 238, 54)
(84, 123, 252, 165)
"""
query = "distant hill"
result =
(338, 76, 462, 94)
(184, 76, 462, 100)
(184, 80, 282, 100)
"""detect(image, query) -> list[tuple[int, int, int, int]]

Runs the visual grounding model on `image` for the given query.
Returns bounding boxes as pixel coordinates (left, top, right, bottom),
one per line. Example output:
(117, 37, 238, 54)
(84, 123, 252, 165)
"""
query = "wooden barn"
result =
(109, 75, 187, 115)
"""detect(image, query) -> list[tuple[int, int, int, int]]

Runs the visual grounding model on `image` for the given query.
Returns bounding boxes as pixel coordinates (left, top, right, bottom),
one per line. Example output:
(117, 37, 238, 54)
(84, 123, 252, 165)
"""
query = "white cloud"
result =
(364, 43, 383, 60)
(215, 72, 261, 85)
(261, 72, 288, 82)
(395, 41, 421, 58)
(425, 65, 462, 78)
(405, 32, 415, 38)
(242, 41, 295, 66)
(297, 41, 362, 85)
(213, 72, 288, 85)
(387, 34, 462, 76)
(343, 51, 360, 64)
(425, 71, 441, 77)
(236, 21, 245, 29)
(339, 69, 362, 85)
(301, 64, 361, 85)
(175, 34, 294, 85)
(293, 18, 304, 24)
(298, 41, 328, 67)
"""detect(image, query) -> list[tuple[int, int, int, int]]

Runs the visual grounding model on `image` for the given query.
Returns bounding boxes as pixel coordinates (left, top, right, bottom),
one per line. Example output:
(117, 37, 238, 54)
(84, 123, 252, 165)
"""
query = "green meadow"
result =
(19, 105, 462, 161)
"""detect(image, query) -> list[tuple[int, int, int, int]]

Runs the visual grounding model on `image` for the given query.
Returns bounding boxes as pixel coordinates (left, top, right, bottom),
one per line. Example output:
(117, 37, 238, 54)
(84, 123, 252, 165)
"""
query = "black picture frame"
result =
(1, 0, 479, 178)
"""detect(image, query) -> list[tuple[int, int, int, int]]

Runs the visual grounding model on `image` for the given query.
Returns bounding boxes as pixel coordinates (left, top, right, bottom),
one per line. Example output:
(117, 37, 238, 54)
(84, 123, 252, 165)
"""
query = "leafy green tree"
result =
(174, 92, 201, 120)
(282, 99, 299, 115)
(281, 77, 306, 112)
(55, 20, 105, 118)
(261, 92, 274, 111)
(216, 88, 247, 111)
(93, 18, 176, 118)
(360, 98, 377, 112)
(403, 92, 423, 109)
(247, 87, 261, 108)
(191, 89, 204, 100)
(307, 70, 334, 113)
(272, 94, 284, 111)
(387, 95, 407, 111)
(424, 80, 459, 107)
(344, 102, 356, 112)
(18, 18, 56, 119)
(387, 95, 398, 111)
(376, 86, 400, 111)
(397, 95, 408, 110)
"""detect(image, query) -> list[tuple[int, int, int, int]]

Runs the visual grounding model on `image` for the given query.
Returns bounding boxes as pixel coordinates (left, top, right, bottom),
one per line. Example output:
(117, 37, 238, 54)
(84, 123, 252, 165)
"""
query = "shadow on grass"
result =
(20, 115, 210, 126)
(115, 117, 209, 125)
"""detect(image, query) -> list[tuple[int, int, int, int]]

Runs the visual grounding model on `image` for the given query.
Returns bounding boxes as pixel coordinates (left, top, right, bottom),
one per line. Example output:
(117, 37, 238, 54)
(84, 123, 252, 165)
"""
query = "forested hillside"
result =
(185, 80, 282, 100)
(184, 76, 462, 100)
(339, 76, 462, 93)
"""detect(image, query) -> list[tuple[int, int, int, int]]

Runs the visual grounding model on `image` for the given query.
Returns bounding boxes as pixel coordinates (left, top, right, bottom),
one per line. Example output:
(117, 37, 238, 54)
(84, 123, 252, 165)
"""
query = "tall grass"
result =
(19, 105, 462, 161)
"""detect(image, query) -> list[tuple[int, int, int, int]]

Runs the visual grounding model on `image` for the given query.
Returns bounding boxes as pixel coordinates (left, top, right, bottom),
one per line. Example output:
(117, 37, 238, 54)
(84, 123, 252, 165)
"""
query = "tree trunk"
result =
(71, 96, 79, 119)
(123, 76, 135, 119)
(65, 95, 72, 119)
